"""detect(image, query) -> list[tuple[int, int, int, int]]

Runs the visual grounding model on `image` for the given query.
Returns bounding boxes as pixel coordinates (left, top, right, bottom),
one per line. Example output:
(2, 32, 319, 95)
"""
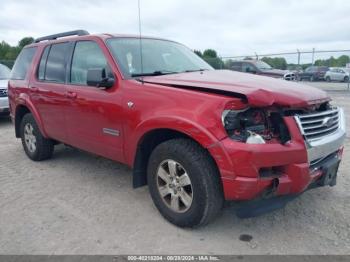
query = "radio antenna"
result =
(138, 0, 144, 82)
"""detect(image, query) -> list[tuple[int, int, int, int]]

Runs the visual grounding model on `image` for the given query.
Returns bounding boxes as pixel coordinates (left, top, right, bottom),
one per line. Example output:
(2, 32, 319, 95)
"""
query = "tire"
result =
(20, 113, 54, 161)
(326, 76, 331, 82)
(147, 138, 224, 227)
(344, 76, 349, 82)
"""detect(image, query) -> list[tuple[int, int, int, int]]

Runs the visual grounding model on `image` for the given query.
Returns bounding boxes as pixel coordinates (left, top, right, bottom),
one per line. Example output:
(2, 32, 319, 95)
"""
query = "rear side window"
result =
(45, 42, 69, 83)
(10, 47, 37, 80)
(38, 46, 50, 80)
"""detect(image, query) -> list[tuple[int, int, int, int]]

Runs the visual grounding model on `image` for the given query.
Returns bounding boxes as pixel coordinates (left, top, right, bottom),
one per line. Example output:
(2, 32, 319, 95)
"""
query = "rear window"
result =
(10, 47, 37, 80)
(45, 42, 69, 83)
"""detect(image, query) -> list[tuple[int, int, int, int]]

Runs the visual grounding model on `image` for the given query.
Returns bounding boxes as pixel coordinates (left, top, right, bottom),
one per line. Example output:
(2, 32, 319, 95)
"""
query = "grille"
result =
(0, 89, 7, 97)
(297, 108, 340, 141)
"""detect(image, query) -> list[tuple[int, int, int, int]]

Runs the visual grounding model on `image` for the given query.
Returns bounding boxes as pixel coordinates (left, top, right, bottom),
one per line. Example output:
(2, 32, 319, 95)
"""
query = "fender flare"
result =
(15, 94, 48, 138)
(126, 116, 234, 188)
(126, 115, 220, 165)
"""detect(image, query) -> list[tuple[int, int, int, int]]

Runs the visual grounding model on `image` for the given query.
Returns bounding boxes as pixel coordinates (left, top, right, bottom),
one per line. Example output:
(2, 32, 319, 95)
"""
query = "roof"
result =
(27, 29, 177, 47)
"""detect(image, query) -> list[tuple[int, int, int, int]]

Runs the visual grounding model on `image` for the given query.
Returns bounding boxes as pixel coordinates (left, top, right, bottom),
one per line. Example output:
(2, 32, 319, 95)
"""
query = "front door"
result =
(64, 40, 124, 162)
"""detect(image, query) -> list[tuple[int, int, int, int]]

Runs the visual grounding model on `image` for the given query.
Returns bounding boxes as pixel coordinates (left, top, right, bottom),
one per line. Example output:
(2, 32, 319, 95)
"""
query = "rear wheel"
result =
(20, 113, 54, 161)
(147, 138, 224, 227)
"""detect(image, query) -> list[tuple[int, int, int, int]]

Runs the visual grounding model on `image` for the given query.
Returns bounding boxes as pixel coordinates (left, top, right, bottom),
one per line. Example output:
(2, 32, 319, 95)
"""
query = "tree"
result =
(201, 49, 224, 69)
(19, 37, 34, 48)
(314, 55, 350, 67)
(203, 49, 218, 58)
(261, 57, 287, 70)
(0, 37, 35, 68)
(193, 50, 202, 57)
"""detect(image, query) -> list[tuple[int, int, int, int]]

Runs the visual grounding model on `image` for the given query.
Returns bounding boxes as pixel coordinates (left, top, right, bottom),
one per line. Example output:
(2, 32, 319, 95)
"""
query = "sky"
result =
(1, 0, 350, 63)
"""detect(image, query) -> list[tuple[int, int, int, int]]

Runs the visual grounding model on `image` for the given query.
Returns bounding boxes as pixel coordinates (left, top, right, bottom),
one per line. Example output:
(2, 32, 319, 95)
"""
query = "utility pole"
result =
(311, 48, 315, 65)
(297, 49, 300, 66)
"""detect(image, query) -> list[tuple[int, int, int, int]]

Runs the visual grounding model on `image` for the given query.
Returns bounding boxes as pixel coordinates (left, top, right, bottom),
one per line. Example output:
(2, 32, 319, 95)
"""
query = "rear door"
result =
(29, 43, 71, 142)
(64, 40, 124, 162)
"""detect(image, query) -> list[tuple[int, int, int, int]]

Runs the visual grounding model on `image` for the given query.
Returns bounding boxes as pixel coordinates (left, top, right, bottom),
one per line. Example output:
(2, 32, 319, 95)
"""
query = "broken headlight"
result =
(222, 107, 291, 144)
(222, 108, 269, 144)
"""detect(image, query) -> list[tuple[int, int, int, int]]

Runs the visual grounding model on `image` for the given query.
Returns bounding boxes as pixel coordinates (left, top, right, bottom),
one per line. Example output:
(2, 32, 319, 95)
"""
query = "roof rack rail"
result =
(34, 30, 90, 43)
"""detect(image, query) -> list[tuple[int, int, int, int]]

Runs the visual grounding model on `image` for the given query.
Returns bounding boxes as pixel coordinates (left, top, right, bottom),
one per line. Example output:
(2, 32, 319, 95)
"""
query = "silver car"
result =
(324, 67, 350, 82)
(0, 64, 10, 115)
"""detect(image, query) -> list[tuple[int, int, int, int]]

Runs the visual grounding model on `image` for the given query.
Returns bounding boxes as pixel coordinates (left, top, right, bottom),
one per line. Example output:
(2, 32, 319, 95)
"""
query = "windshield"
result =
(0, 64, 11, 80)
(255, 61, 272, 70)
(106, 38, 213, 77)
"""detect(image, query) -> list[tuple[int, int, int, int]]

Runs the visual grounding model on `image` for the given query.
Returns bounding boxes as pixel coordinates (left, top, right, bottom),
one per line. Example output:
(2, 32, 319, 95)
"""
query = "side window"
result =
(70, 41, 108, 85)
(10, 47, 37, 80)
(242, 63, 256, 73)
(38, 46, 50, 80)
(45, 42, 69, 83)
(231, 62, 241, 71)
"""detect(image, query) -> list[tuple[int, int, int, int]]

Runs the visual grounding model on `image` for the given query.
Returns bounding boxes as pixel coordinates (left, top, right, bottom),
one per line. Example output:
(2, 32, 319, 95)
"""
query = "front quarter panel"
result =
(121, 80, 242, 167)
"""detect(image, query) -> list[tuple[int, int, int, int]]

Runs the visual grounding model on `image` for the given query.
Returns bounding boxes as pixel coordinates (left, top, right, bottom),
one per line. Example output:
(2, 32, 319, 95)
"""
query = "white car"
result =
(0, 64, 10, 116)
(324, 67, 350, 82)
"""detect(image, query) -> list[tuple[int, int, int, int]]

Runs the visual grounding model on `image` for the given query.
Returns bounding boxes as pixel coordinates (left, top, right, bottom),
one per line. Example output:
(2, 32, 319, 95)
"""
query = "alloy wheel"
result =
(156, 159, 193, 213)
(24, 123, 37, 153)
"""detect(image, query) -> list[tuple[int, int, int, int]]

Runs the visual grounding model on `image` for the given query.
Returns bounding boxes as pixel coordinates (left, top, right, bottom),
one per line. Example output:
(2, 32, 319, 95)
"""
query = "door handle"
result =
(66, 91, 77, 99)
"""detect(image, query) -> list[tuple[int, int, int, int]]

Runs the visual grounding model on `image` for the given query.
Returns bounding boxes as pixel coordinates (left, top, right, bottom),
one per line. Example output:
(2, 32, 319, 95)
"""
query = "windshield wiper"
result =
(184, 69, 209, 73)
(131, 70, 178, 77)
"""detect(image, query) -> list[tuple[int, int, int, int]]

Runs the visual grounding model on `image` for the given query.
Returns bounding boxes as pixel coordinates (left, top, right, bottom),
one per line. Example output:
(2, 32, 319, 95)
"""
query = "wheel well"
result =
(15, 105, 30, 138)
(132, 128, 218, 188)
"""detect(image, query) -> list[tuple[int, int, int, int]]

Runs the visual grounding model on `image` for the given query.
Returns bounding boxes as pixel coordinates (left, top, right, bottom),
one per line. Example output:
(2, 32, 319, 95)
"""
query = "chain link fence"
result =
(202, 50, 350, 91)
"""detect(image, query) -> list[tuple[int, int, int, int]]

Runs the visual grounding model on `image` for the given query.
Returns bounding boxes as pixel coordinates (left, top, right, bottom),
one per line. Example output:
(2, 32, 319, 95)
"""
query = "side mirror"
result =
(87, 68, 114, 89)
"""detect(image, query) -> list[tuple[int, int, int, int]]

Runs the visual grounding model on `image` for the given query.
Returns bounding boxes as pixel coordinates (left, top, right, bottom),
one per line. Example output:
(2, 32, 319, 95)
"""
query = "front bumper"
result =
(0, 97, 9, 114)
(212, 110, 346, 201)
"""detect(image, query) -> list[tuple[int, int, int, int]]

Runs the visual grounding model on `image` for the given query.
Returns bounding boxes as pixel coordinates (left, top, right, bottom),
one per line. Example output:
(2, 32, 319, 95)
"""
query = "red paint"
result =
(8, 34, 338, 202)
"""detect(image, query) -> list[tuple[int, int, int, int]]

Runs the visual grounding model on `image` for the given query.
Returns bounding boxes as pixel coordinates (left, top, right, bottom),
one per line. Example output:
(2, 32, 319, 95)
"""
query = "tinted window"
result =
(10, 47, 37, 80)
(70, 41, 108, 85)
(305, 67, 314, 72)
(230, 62, 241, 71)
(38, 46, 50, 80)
(45, 43, 69, 83)
(242, 63, 256, 73)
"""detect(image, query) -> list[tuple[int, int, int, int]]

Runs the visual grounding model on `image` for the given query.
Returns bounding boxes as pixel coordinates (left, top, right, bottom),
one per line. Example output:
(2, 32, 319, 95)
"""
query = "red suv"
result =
(8, 30, 346, 227)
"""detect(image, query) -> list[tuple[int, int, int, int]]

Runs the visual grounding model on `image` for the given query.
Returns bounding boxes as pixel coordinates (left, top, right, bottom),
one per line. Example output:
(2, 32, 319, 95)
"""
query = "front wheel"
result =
(20, 113, 54, 161)
(344, 76, 349, 82)
(326, 76, 331, 82)
(147, 139, 224, 227)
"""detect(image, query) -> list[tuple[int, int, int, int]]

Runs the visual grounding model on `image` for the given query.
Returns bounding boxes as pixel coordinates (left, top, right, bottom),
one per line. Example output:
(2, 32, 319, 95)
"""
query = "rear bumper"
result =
(211, 113, 346, 201)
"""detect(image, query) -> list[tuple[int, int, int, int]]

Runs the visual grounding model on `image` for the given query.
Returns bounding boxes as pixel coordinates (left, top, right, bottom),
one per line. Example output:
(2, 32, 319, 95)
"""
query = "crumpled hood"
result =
(142, 70, 330, 107)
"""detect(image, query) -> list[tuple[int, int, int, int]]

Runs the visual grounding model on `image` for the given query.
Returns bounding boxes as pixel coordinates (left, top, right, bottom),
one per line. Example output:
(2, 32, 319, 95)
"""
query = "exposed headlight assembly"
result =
(222, 105, 291, 144)
(222, 108, 268, 144)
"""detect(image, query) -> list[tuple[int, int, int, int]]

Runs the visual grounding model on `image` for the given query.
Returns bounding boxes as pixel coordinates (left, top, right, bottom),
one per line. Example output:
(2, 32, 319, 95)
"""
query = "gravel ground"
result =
(0, 82, 349, 255)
